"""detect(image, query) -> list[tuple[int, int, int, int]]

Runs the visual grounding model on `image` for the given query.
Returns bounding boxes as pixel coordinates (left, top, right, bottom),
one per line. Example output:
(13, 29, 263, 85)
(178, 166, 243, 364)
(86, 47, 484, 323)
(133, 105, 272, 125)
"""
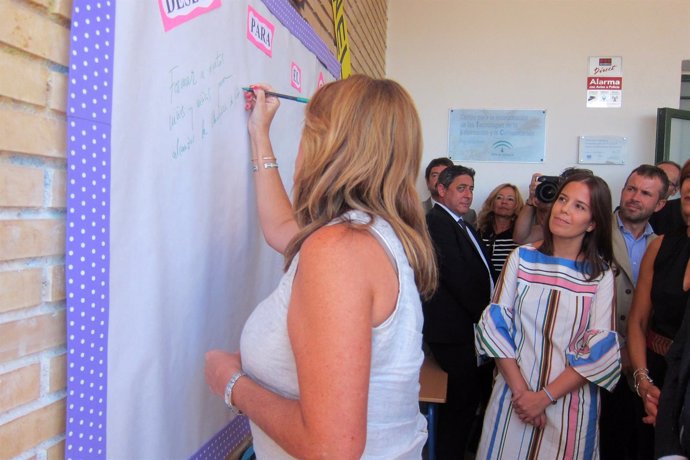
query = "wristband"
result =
(542, 386, 557, 405)
(224, 371, 247, 415)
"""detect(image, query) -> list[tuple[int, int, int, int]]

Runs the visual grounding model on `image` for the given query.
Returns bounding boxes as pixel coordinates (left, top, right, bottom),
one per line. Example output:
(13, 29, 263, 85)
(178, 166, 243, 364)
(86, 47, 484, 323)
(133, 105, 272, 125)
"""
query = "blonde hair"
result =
(476, 183, 524, 234)
(284, 75, 438, 298)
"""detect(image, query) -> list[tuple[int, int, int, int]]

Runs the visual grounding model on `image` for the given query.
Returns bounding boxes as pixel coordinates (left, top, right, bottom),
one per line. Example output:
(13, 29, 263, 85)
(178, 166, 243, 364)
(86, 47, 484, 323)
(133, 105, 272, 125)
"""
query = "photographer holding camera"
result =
(513, 169, 593, 244)
(513, 173, 552, 244)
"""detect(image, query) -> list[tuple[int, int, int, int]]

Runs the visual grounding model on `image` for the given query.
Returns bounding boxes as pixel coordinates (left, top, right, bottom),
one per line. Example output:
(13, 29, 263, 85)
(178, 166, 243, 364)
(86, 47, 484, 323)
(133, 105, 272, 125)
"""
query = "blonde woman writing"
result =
(205, 76, 437, 459)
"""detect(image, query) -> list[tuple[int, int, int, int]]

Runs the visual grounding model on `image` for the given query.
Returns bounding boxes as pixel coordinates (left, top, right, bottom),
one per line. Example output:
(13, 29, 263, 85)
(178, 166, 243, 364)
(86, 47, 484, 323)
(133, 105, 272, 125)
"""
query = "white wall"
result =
(387, 0, 690, 207)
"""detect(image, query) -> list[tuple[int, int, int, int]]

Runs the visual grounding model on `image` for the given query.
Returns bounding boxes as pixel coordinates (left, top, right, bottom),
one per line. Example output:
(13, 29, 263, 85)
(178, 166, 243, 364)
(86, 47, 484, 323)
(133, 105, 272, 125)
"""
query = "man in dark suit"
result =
(423, 165, 497, 459)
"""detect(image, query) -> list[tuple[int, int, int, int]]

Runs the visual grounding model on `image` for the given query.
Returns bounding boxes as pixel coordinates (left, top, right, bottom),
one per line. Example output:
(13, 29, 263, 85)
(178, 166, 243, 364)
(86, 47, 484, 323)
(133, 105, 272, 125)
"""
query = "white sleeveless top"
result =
(240, 210, 427, 459)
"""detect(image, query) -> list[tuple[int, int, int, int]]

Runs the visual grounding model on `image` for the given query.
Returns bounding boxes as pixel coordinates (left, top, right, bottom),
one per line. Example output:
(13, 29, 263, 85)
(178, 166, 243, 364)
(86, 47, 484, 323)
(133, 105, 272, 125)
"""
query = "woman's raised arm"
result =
(246, 85, 299, 254)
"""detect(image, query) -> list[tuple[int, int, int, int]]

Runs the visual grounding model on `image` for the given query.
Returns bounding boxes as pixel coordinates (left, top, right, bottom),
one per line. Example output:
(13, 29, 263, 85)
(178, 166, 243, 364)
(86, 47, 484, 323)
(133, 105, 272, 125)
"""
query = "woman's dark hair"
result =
(539, 172, 614, 281)
(680, 159, 690, 188)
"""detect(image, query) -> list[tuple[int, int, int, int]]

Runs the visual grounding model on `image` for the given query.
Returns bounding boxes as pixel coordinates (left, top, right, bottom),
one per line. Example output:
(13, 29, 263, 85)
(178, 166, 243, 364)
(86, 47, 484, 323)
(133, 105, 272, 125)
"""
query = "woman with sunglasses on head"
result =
(477, 183, 524, 275)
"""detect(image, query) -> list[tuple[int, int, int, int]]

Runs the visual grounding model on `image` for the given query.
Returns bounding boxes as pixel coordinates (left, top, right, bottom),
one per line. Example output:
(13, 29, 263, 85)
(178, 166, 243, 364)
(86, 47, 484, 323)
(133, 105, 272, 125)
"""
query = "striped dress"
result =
(475, 245, 621, 459)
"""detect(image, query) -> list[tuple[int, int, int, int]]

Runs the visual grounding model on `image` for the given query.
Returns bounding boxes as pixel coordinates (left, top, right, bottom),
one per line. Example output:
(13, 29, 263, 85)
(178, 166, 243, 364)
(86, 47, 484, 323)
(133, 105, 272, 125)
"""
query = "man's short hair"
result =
(424, 157, 454, 180)
(625, 164, 670, 199)
(656, 160, 682, 173)
(437, 165, 475, 189)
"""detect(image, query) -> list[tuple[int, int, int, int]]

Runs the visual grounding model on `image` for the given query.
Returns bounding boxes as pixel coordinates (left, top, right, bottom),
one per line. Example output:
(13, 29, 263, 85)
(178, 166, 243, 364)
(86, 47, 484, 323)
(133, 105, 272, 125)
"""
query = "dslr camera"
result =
(535, 176, 562, 203)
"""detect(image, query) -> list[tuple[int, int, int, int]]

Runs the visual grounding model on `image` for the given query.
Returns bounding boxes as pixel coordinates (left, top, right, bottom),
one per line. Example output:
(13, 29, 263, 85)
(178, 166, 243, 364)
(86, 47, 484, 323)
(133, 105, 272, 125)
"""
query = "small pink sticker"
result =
(158, 0, 222, 32)
(291, 62, 302, 92)
(247, 5, 275, 57)
(317, 72, 325, 88)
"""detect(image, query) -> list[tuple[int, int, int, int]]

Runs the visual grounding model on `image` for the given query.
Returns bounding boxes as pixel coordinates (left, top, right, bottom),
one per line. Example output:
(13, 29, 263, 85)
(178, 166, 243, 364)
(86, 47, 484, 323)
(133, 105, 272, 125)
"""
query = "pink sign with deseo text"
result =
(291, 62, 302, 92)
(247, 5, 275, 57)
(158, 0, 221, 32)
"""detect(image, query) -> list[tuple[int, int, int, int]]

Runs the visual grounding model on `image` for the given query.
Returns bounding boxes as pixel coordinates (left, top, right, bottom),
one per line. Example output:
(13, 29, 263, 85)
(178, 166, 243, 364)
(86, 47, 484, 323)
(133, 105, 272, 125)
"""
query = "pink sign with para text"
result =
(247, 5, 275, 57)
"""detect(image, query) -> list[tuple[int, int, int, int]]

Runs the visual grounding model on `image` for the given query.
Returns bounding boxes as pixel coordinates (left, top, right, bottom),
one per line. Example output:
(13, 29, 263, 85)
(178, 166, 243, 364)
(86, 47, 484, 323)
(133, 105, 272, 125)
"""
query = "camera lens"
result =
(535, 181, 558, 203)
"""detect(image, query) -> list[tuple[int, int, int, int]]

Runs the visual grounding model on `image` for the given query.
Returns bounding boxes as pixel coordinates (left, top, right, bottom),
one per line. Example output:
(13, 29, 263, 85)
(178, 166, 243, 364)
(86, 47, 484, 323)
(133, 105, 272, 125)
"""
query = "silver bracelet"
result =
(542, 386, 557, 405)
(251, 164, 258, 173)
(263, 162, 279, 169)
(633, 368, 653, 397)
(224, 371, 247, 415)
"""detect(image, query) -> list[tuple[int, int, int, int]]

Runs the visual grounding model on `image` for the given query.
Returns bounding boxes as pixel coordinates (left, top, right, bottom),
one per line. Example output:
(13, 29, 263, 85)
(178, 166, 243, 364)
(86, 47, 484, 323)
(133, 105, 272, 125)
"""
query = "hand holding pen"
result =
(244, 84, 281, 138)
(242, 85, 309, 104)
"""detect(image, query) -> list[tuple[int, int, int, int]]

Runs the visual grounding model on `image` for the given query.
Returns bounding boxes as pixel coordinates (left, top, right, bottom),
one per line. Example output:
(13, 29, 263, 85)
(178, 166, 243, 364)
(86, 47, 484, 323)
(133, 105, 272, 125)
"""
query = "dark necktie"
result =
(457, 218, 467, 232)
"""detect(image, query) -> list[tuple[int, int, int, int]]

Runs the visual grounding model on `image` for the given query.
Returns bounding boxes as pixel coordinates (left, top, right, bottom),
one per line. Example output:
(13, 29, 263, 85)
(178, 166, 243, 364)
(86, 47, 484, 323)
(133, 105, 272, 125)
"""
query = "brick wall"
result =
(0, 0, 386, 458)
(292, 0, 388, 78)
(0, 0, 71, 458)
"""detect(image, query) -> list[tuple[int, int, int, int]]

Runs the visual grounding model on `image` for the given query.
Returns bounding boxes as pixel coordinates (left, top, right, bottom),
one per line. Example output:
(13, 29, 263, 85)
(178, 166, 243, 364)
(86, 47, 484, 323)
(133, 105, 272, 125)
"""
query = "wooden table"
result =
(419, 354, 448, 460)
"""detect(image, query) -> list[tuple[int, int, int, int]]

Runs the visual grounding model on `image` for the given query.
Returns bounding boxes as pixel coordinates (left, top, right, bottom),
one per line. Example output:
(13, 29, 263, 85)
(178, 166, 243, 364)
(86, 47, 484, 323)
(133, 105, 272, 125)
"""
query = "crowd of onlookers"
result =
(206, 76, 688, 460)
(421, 156, 690, 459)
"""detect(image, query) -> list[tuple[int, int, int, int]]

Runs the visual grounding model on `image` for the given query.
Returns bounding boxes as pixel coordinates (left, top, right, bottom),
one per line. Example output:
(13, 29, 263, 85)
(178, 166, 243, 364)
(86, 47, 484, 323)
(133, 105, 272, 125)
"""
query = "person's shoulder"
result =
(426, 206, 456, 232)
(505, 243, 530, 261)
(427, 204, 452, 220)
(601, 263, 616, 279)
(528, 241, 543, 250)
(298, 223, 391, 295)
(300, 222, 378, 264)
(649, 233, 665, 249)
(640, 234, 664, 263)
(426, 204, 443, 221)
(305, 221, 367, 244)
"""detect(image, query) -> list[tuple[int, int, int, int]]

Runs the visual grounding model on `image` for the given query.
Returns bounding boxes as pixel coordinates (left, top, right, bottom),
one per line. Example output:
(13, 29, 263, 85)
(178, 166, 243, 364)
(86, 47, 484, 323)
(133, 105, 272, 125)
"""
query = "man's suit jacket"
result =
(423, 204, 497, 345)
(611, 212, 657, 338)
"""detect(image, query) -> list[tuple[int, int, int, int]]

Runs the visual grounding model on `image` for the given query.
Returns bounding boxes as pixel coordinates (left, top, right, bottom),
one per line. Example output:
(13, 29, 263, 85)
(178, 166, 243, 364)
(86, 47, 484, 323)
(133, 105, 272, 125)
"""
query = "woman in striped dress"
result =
(475, 173, 621, 459)
(477, 183, 524, 275)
